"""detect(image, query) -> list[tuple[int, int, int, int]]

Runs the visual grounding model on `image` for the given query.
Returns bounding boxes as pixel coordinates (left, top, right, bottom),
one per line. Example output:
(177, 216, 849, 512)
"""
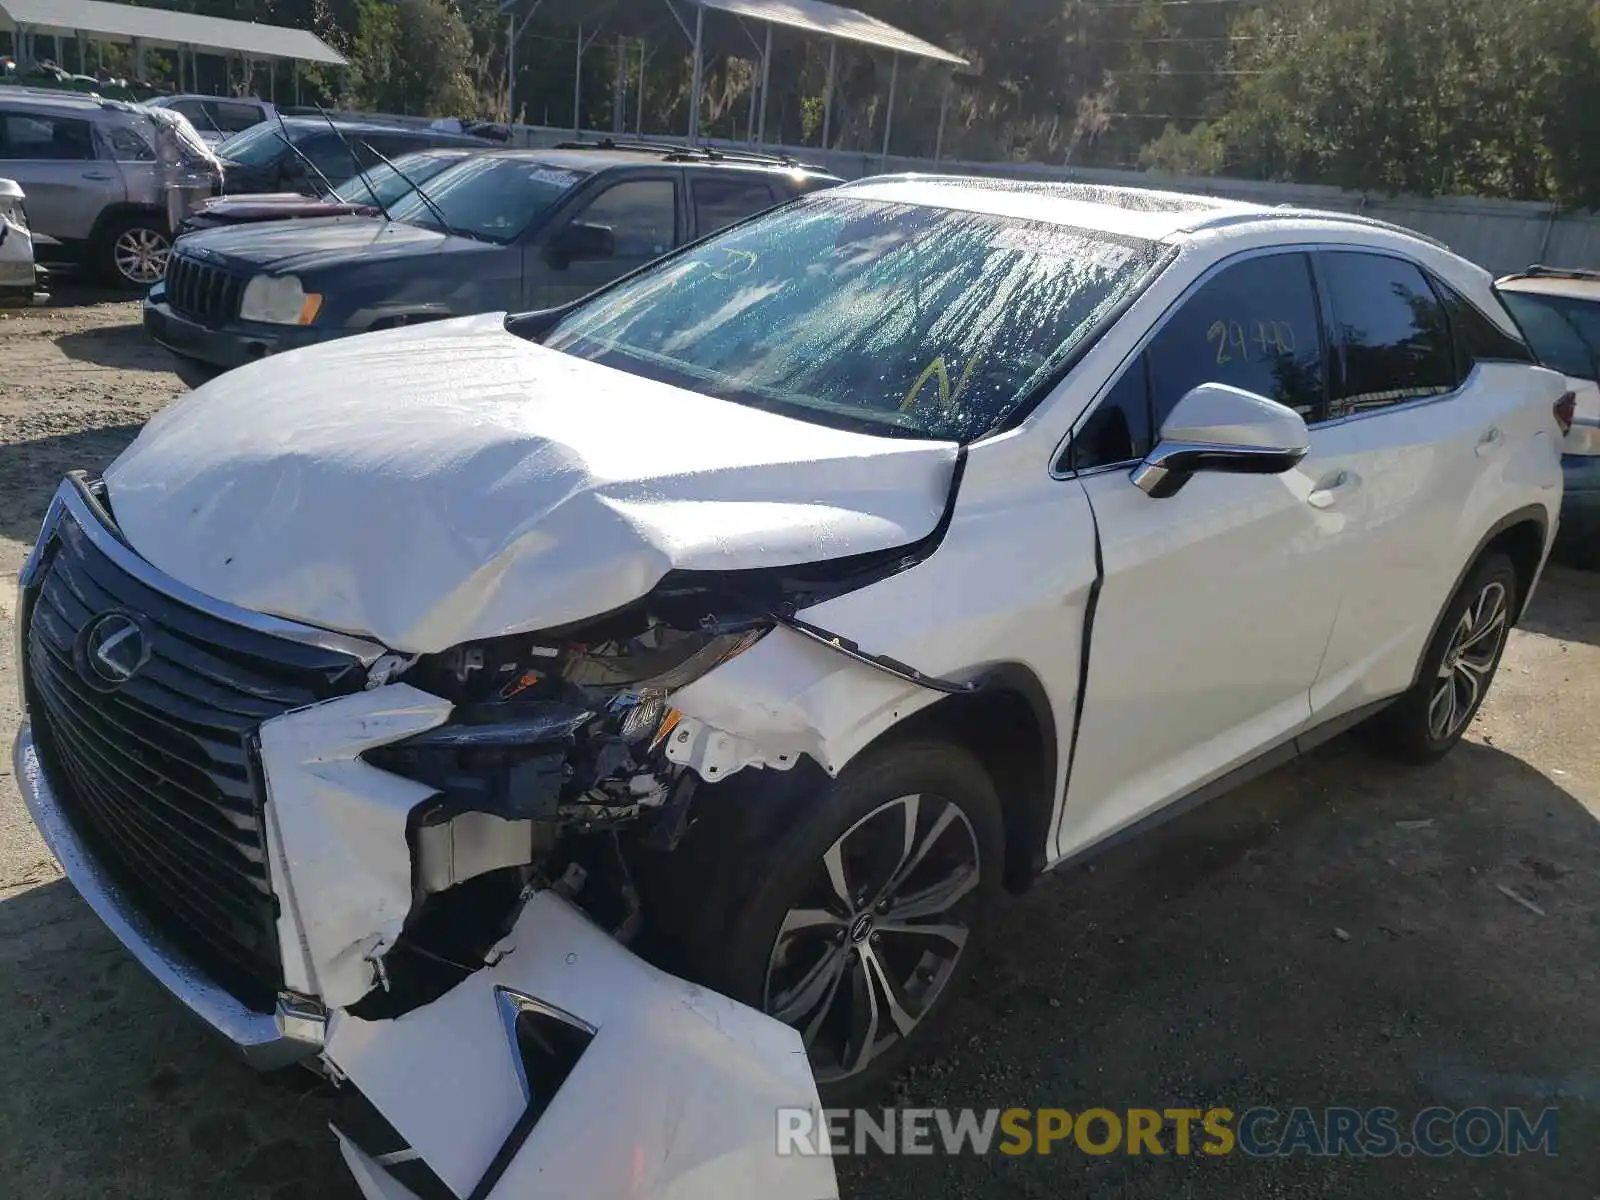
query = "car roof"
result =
(837, 174, 1452, 251)
(275, 116, 488, 142)
(513, 141, 838, 180)
(0, 86, 141, 116)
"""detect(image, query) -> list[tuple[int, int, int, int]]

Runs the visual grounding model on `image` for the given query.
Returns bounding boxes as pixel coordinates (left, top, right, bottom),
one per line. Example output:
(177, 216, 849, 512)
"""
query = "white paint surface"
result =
(103, 314, 956, 652)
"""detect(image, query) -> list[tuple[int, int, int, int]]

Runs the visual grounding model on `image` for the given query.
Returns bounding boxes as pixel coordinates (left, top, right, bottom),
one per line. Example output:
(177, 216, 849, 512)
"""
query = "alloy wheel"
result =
(113, 227, 170, 285)
(763, 792, 980, 1084)
(1428, 579, 1508, 741)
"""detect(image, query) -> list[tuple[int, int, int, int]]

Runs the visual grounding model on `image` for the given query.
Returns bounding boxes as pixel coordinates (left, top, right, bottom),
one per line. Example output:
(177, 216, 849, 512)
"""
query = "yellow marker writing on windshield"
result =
(901, 352, 983, 414)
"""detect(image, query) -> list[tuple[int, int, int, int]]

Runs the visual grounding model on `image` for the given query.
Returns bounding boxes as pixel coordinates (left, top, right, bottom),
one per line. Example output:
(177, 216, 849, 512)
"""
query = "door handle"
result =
(1306, 470, 1357, 509)
(1476, 426, 1504, 457)
(81, 171, 116, 181)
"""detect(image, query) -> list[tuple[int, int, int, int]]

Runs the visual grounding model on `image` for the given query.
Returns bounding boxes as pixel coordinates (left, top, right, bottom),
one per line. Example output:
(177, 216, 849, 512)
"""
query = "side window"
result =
(1431, 278, 1534, 377)
(575, 178, 676, 258)
(105, 125, 155, 162)
(1145, 252, 1326, 428)
(0, 113, 95, 160)
(1319, 251, 1456, 416)
(692, 176, 777, 236)
(208, 100, 265, 134)
(168, 99, 209, 123)
(1071, 355, 1152, 470)
(1497, 291, 1596, 381)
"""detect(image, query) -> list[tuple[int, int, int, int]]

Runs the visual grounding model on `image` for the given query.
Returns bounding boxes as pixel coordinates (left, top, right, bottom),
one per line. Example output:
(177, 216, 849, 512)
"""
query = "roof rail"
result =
(1188, 205, 1453, 252)
(1514, 263, 1600, 282)
(551, 137, 800, 168)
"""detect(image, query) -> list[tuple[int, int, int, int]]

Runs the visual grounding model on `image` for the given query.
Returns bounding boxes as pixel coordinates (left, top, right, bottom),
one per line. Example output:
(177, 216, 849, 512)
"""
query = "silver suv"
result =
(0, 88, 221, 287)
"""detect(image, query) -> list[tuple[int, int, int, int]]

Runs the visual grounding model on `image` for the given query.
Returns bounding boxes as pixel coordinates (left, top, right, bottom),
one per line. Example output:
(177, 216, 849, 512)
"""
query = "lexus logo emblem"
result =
(77, 612, 151, 690)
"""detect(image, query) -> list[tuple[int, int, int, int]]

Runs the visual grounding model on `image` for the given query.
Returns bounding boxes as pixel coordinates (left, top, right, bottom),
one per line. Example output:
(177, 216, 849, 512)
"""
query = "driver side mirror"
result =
(547, 220, 615, 268)
(1130, 382, 1309, 499)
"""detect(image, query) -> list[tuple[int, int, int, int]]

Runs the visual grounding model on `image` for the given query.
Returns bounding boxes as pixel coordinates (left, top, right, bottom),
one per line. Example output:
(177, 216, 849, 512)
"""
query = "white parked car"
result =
(14, 178, 1568, 1198)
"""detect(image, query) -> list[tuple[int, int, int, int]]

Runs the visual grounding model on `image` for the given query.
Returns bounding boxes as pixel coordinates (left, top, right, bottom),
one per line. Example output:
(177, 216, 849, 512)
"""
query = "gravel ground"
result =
(1, 293, 1596, 1200)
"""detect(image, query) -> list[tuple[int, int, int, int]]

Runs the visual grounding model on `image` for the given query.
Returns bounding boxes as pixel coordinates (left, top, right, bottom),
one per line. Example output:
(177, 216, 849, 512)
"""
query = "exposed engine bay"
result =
(294, 541, 954, 1023)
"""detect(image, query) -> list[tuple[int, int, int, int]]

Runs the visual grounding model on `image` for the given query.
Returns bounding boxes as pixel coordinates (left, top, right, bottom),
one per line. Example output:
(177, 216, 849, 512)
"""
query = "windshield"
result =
(215, 120, 297, 166)
(332, 153, 460, 208)
(542, 196, 1167, 441)
(386, 156, 588, 244)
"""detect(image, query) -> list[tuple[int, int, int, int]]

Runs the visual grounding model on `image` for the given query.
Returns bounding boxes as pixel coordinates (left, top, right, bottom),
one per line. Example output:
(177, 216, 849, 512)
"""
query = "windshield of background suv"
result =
(215, 120, 297, 166)
(542, 195, 1167, 441)
(386, 156, 589, 244)
(332, 153, 459, 208)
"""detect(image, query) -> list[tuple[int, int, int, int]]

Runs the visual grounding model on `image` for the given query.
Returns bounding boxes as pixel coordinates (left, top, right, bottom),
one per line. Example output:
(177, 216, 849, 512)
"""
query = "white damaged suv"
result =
(15, 178, 1568, 1198)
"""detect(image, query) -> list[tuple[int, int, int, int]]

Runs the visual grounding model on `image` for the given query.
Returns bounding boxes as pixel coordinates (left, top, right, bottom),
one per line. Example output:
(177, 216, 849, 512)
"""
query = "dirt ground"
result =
(1, 293, 1596, 1200)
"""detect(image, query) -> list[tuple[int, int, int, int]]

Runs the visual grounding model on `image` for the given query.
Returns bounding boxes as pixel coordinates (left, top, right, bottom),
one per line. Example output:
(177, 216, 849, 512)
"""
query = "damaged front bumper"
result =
(16, 715, 837, 1198)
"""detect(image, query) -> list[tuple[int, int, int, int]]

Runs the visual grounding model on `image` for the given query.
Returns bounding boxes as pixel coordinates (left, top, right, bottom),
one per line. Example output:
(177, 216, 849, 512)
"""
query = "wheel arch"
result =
(852, 662, 1058, 892)
(1409, 504, 1549, 690)
(89, 202, 171, 248)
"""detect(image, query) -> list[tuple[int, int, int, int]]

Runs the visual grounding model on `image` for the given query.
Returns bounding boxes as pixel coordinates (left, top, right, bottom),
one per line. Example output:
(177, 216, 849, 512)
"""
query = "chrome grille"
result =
(22, 508, 365, 1011)
(164, 252, 245, 324)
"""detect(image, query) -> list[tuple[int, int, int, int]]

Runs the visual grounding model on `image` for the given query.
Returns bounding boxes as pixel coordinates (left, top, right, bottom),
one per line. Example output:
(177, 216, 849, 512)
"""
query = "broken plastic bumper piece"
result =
(325, 892, 839, 1200)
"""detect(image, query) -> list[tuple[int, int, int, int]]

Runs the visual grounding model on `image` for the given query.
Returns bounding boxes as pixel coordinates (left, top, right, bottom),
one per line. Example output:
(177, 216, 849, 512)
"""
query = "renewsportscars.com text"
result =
(776, 1105, 1559, 1158)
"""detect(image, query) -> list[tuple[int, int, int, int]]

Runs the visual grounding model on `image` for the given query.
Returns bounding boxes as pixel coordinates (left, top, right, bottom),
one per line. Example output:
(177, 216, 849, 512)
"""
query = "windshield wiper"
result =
(270, 109, 337, 196)
(347, 135, 466, 240)
(312, 105, 394, 222)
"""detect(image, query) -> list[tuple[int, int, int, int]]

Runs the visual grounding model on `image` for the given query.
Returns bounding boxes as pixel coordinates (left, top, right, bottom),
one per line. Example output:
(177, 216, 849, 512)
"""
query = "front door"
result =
(0, 109, 123, 242)
(526, 173, 681, 308)
(1057, 250, 1344, 857)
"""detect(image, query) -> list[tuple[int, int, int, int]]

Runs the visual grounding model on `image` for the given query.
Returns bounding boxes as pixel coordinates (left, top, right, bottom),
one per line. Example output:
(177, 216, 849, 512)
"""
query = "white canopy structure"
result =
(2, 0, 345, 98)
(503, 0, 966, 161)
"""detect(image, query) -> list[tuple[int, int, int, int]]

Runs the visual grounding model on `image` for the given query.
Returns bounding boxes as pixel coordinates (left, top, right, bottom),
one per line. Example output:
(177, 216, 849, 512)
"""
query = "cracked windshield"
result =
(543, 196, 1166, 441)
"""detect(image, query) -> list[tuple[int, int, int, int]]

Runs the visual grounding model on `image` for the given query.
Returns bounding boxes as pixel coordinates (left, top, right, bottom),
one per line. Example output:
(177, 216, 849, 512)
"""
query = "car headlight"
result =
(239, 272, 322, 325)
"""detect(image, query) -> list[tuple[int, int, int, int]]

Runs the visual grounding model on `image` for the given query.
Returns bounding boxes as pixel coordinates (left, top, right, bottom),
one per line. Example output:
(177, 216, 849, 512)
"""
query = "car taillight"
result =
(1555, 391, 1576, 434)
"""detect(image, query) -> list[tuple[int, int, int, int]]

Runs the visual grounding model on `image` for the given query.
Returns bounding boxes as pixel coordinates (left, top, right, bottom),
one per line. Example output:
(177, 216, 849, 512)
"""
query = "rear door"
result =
(0, 108, 122, 242)
(1060, 250, 1345, 855)
(1303, 250, 1544, 719)
(526, 171, 682, 307)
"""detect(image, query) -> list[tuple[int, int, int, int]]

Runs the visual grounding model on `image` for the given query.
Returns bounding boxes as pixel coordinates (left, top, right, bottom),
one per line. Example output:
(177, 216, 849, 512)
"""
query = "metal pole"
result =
(687, 2, 704, 142)
(637, 40, 646, 135)
(934, 76, 949, 163)
(879, 52, 897, 168)
(293, 59, 300, 106)
(573, 26, 582, 136)
(506, 12, 515, 124)
(756, 23, 771, 146)
(746, 65, 757, 143)
(821, 38, 836, 149)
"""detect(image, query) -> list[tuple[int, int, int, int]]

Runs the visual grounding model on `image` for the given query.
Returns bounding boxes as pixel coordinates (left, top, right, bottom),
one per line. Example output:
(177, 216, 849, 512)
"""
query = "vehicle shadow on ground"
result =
(0, 425, 146, 547)
(842, 733, 1599, 1199)
(1518, 564, 1599, 648)
(0, 877, 362, 1199)
(54, 322, 183, 375)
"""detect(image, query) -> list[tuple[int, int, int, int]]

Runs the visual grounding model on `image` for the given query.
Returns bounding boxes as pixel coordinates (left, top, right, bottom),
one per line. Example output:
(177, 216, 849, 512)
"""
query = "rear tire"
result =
(96, 214, 171, 290)
(1368, 552, 1517, 763)
(680, 741, 1005, 1107)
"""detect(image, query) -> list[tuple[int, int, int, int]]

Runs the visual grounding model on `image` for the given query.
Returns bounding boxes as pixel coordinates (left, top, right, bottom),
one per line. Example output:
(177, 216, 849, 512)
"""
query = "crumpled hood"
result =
(105, 314, 957, 653)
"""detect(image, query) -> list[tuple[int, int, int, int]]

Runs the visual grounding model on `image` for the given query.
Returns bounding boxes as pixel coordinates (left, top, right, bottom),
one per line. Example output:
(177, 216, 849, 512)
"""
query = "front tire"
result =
(1370, 553, 1517, 763)
(97, 214, 171, 289)
(699, 741, 1004, 1106)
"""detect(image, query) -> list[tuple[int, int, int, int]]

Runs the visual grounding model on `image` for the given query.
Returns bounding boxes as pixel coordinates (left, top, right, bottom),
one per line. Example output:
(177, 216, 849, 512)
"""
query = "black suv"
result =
(144, 142, 841, 374)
